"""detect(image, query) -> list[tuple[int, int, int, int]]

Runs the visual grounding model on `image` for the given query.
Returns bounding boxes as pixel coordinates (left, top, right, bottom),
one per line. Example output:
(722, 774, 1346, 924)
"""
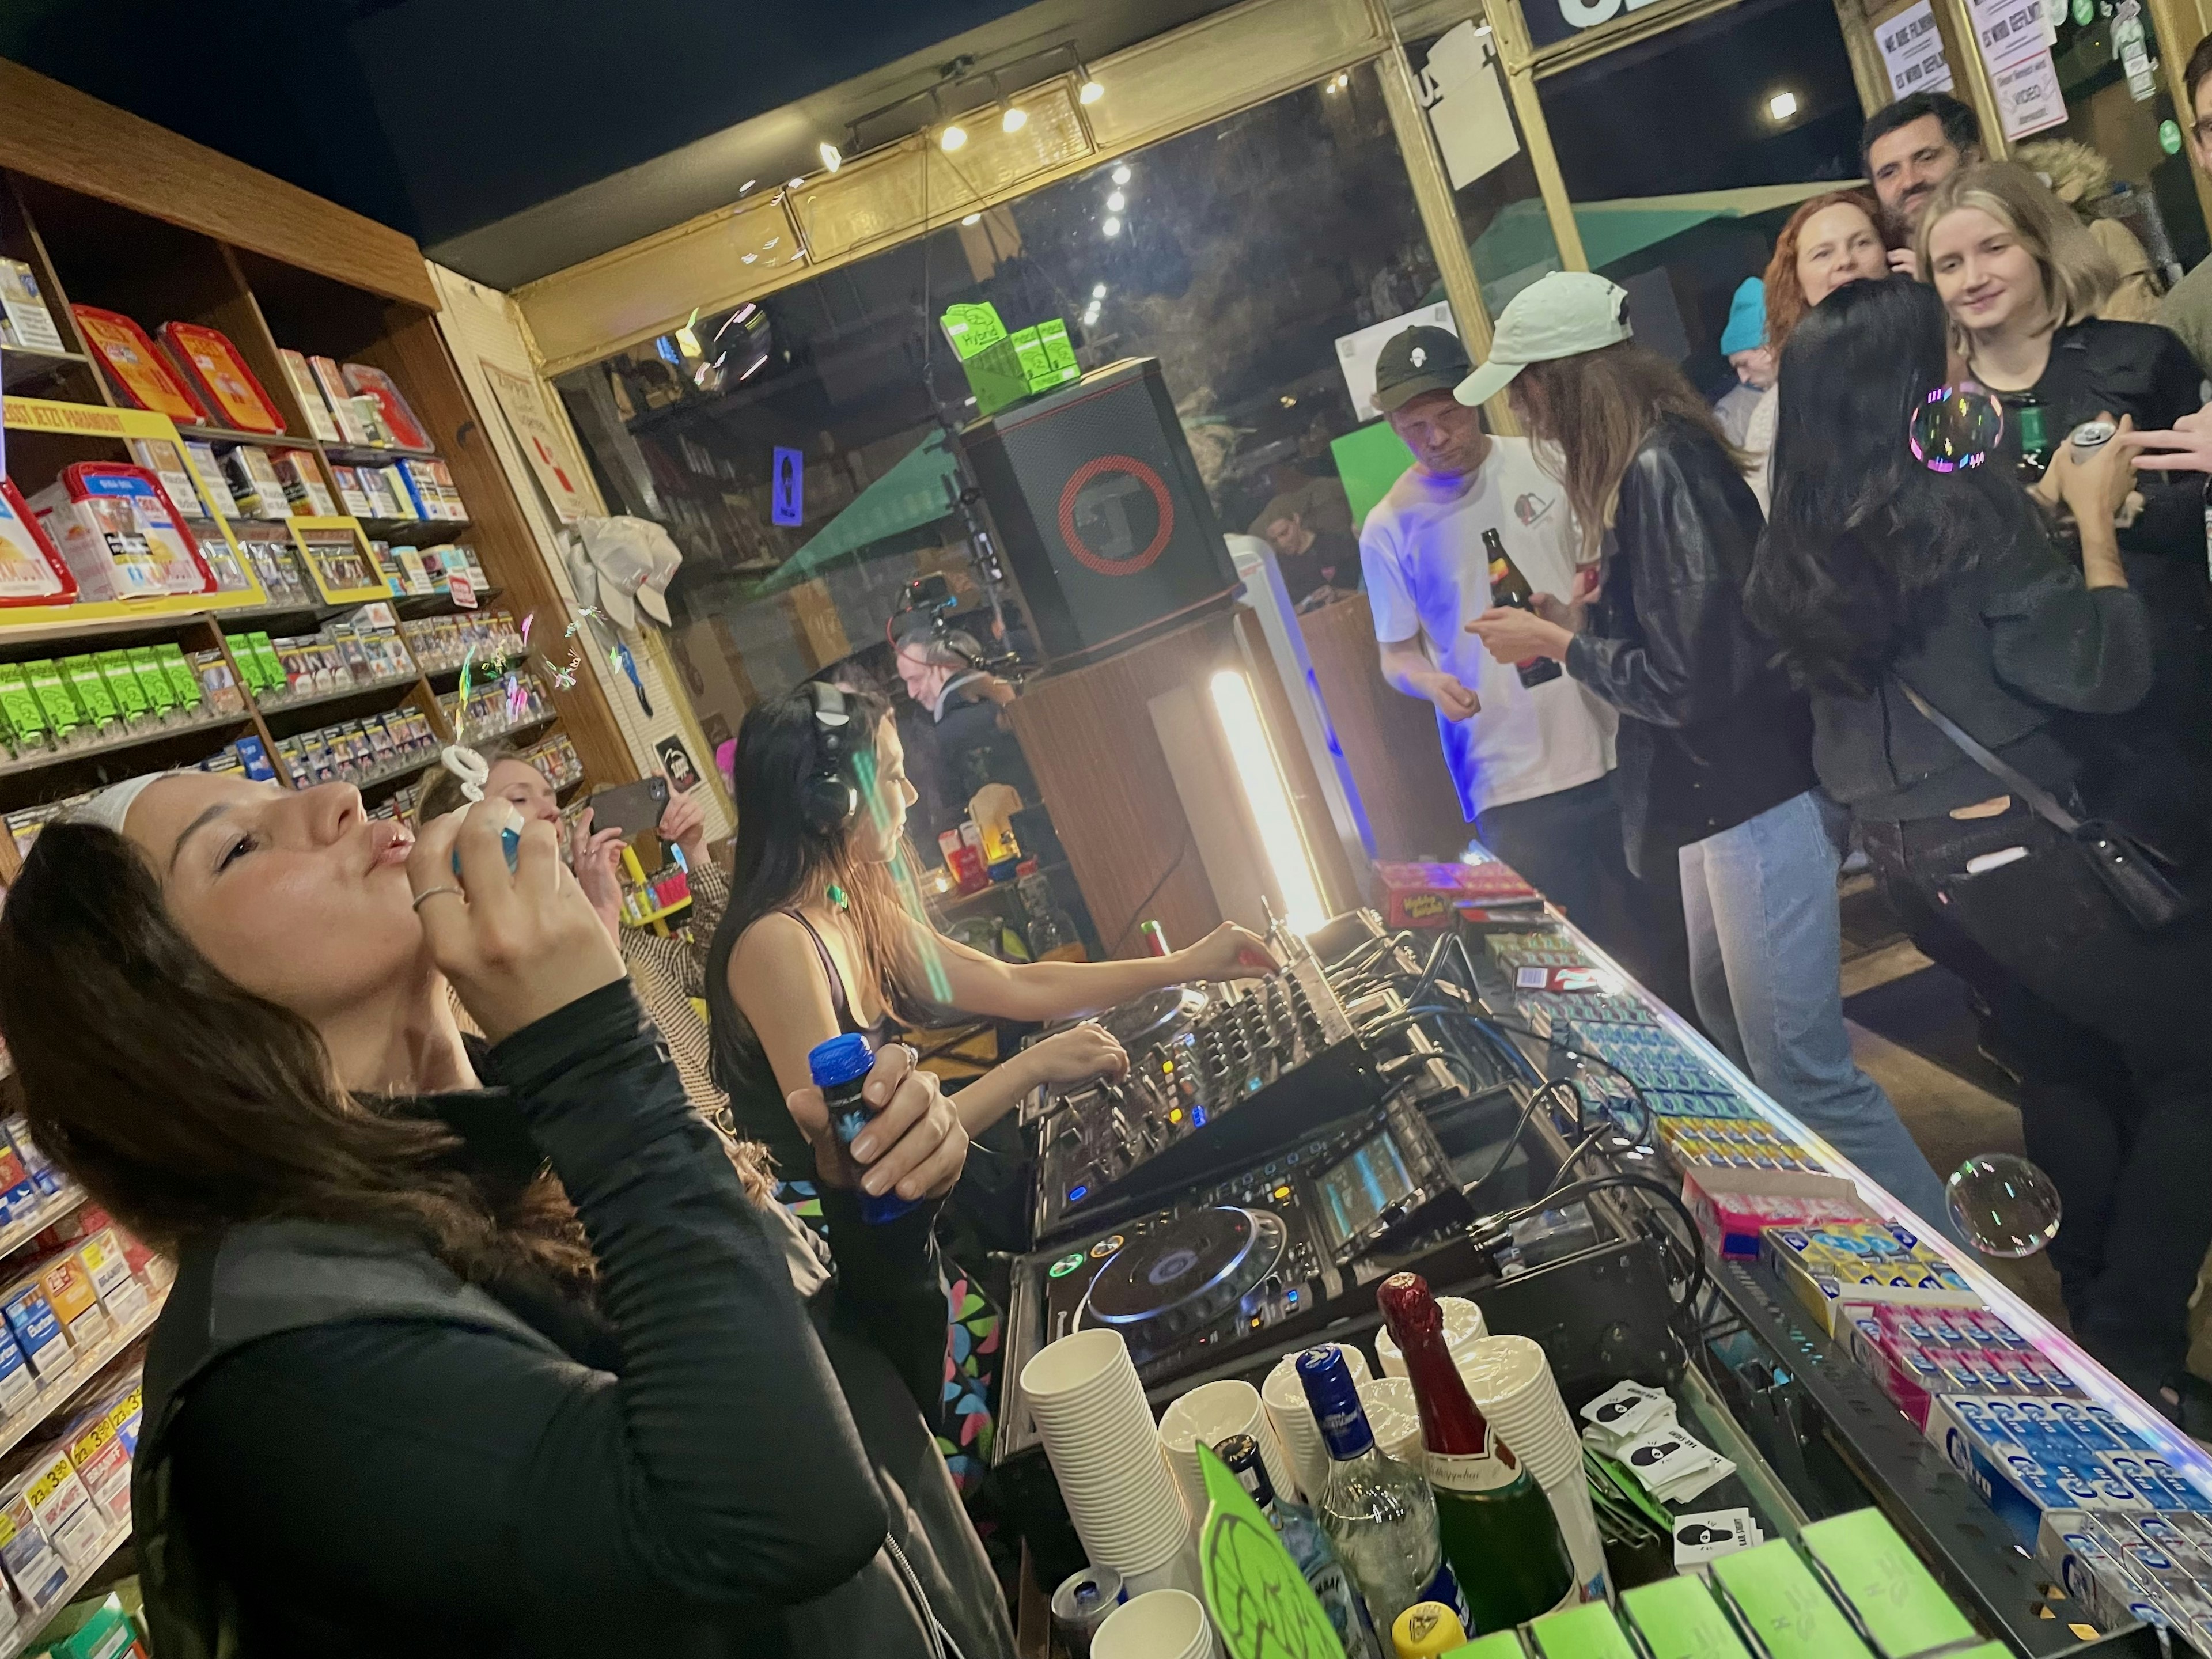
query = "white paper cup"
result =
(1262, 1346, 1373, 1502)
(1359, 1377, 1424, 1467)
(1543, 1472, 1612, 1602)
(1158, 1378, 1301, 1521)
(1376, 1296, 1488, 1379)
(1123, 1541, 1206, 1600)
(1096, 1589, 1217, 1659)
(1025, 1330, 1190, 1573)
(1457, 1335, 1580, 1487)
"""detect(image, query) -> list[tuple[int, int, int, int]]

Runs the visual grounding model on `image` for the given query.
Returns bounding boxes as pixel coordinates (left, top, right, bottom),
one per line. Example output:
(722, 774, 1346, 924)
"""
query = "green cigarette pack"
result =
(1528, 1602, 1637, 1659)
(157, 643, 202, 711)
(1798, 1509, 1976, 1658)
(940, 301, 1008, 361)
(248, 633, 283, 697)
(94, 651, 149, 722)
(128, 646, 176, 714)
(1620, 1574, 1753, 1659)
(1710, 1539, 1873, 1659)
(26, 661, 81, 738)
(0, 665, 48, 747)
(62, 655, 120, 729)
(1035, 316, 1079, 374)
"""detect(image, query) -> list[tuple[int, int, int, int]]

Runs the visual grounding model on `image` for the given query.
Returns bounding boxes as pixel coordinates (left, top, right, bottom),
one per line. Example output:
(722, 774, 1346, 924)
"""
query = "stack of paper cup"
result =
(1094, 1589, 1218, 1659)
(1021, 1329, 1192, 1585)
(1456, 1335, 1609, 1599)
(1375, 1296, 1487, 1378)
(1158, 1379, 1300, 1525)
(1262, 1344, 1373, 1503)
(1359, 1376, 1423, 1466)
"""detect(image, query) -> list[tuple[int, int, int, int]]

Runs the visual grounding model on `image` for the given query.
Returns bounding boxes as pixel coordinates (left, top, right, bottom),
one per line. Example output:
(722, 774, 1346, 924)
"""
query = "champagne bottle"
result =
(1296, 1344, 1472, 1638)
(1482, 528, 1564, 688)
(1214, 1433, 1382, 1659)
(1377, 1272, 1578, 1635)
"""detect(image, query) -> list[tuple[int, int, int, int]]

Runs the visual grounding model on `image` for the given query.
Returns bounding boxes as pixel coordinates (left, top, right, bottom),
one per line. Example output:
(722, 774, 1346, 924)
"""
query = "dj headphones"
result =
(798, 680, 859, 836)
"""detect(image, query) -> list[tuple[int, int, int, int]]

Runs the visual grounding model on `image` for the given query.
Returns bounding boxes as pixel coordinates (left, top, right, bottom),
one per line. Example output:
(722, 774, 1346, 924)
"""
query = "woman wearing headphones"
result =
(710, 681, 1277, 1486)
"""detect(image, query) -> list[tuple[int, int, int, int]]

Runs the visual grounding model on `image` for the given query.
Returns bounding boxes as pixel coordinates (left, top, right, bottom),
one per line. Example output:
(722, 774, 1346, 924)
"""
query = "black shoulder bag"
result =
(1897, 682, 2200, 931)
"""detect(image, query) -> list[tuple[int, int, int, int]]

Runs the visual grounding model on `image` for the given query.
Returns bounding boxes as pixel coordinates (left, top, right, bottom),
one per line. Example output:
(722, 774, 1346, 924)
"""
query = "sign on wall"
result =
(1413, 21, 1522, 190)
(480, 358, 594, 524)
(771, 446, 805, 527)
(1874, 1, 1954, 96)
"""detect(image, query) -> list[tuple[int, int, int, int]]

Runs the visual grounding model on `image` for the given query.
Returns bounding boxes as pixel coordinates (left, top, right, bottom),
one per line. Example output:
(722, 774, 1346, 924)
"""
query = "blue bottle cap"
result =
(1296, 1345, 1375, 1460)
(808, 1032, 874, 1089)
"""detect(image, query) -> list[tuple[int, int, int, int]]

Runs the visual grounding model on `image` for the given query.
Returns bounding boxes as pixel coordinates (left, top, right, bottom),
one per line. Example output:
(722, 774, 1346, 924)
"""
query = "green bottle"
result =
(1376, 1273, 1577, 1635)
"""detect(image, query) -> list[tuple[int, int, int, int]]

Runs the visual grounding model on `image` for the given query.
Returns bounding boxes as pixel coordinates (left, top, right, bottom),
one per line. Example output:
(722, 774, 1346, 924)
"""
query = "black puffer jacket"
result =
(1564, 415, 1817, 873)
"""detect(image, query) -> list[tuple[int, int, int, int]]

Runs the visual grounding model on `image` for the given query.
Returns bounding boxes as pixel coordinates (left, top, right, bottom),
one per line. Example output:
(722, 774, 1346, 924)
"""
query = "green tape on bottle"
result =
(1710, 1540, 1873, 1659)
(1798, 1509, 1976, 1658)
(1621, 1574, 1752, 1659)
(1528, 1601, 1637, 1659)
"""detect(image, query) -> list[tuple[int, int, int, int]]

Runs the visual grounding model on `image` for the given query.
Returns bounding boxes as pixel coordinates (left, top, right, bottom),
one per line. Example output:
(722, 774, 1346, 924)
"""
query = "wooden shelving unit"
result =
(0, 63, 643, 887)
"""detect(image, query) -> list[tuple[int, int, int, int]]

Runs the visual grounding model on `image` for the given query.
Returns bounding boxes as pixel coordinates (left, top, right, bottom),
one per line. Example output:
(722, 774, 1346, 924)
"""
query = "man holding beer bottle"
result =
(1362, 324, 1684, 1002)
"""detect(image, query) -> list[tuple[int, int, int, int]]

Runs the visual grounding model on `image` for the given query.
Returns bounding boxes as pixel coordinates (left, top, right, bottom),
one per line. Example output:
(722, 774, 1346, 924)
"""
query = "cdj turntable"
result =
(1029, 949, 1369, 1241)
(999, 1096, 1470, 1463)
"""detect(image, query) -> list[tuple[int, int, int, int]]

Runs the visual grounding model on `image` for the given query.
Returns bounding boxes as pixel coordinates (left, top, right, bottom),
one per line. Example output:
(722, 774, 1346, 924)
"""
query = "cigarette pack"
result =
(275, 348, 340, 442)
(0, 1324, 36, 1418)
(0, 482, 76, 608)
(29, 465, 215, 600)
(70, 307, 204, 423)
(0, 1480, 66, 1610)
(272, 450, 335, 516)
(0, 258, 63, 351)
(62, 1408, 130, 1524)
(342, 362, 431, 450)
(309, 356, 370, 444)
(329, 465, 374, 518)
(4, 1120, 59, 1199)
(37, 1255, 110, 1352)
(99, 1382, 142, 1460)
(155, 322, 285, 434)
(22, 1447, 107, 1569)
(74, 1231, 147, 1328)
(180, 441, 238, 518)
(221, 448, 287, 520)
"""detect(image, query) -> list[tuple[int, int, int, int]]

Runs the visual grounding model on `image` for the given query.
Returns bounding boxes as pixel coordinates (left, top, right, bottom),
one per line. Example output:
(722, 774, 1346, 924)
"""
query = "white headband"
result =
(70, 772, 175, 837)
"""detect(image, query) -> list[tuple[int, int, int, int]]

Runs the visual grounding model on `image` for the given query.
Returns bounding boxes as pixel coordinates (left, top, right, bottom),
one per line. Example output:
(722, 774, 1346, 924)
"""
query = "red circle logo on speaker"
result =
(1058, 454, 1175, 575)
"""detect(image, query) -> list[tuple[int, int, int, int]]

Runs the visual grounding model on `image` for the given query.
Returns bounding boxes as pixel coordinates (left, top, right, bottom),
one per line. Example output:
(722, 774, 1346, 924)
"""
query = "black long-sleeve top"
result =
(141, 982, 1012, 1658)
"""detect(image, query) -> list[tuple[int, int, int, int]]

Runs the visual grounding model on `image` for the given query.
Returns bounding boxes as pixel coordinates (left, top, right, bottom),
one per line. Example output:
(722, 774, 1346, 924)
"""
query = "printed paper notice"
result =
(479, 358, 593, 524)
(1416, 20, 1521, 191)
(1335, 302, 1458, 423)
(1992, 48, 2068, 137)
(1875, 1, 1953, 96)
(1968, 0, 2051, 67)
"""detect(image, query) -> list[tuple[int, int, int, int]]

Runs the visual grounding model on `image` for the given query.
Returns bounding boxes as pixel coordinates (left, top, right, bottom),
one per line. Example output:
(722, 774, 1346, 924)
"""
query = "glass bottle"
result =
(1018, 863, 1086, 961)
(1377, 1272, 1578, 1634)
(1214, 1431, 1381, 1659)
(1482, 528, 1563, 688)
(1296, 1344, 1471, 1638)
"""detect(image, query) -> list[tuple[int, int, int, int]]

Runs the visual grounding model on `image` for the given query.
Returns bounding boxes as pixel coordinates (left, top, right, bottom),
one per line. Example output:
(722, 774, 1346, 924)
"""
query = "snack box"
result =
(1682, 1168, 1869, 1261)
(70, 307, 204, 423)
(22, 1447, 107, 1569)
(1376, 858, 1542, 929)
(275, 348, 340, 442)
(37, 1256, 109, 1353)
(28, 465, 215, 600)
(60, 1407, 129, 1525)
(155, 321, 285, 434)
(0, 482, 77, 608)
(0, 1479, 66, 1611)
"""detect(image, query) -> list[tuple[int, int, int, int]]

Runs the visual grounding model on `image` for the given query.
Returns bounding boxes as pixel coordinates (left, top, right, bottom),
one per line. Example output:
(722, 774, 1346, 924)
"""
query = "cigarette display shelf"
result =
(254, 669, 422, 724)
(0, 1190, 86, 1269)
(0, 709, 255, 785)
(0, 1294, 161, 1470)
(2, 1515, 132, 1659)
(0, 343, 89, 396)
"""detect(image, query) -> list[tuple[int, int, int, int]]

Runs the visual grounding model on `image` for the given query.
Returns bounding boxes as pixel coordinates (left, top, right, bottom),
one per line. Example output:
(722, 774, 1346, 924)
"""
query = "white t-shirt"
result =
(1743, 384, 1778, 512)
(1360, 437, 1617, 820)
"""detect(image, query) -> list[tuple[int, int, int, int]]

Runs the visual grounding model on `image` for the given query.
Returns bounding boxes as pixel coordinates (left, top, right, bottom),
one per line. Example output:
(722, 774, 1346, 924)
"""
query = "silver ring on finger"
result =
(411, 885, 465, 911)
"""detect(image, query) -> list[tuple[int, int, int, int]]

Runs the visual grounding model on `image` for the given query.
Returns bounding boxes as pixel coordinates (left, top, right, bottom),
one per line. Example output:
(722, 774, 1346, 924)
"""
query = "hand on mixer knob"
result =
(1025, 1022, 1129, 1090)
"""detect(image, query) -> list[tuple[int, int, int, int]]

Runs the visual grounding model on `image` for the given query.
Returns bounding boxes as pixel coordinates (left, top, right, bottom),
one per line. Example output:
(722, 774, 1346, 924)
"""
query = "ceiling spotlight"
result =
(1337, 72, 1351, 89)
(1112, 165, 1132, 185)
(818, 142, 842, 173)
(1768, 89, 1799, 121)
(1080, 79, 1104, 104)
(1002, 105, 1029, 134)
(1092, 283, 1107, 298)
(1103, 215, 1122, 237)
(941, 124, 968, 152)
(961, 212, 983, 226)
(1106, 190, 1126, 212)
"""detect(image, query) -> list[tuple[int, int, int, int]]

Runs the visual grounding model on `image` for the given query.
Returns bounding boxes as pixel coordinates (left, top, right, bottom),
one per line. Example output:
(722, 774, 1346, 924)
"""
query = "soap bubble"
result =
(1909, 384, 2005, 474)
(1945, 1154, 2062, 1258)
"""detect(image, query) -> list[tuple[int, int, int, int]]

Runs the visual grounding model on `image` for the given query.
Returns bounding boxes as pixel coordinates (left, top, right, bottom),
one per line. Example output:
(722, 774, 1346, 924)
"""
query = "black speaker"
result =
(956, 358, 1241, 668)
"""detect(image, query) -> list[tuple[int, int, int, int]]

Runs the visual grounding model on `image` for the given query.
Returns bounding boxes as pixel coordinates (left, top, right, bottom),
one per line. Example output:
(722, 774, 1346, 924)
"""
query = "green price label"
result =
(2071, 0, 2093, 25)
(2161, 119, 2185, 154)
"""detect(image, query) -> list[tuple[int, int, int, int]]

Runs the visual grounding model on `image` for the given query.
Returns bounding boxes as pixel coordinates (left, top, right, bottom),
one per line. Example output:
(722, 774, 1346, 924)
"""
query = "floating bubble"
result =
(1909, 384, 2005, 474)
(1946, 1153, 2062, 1258)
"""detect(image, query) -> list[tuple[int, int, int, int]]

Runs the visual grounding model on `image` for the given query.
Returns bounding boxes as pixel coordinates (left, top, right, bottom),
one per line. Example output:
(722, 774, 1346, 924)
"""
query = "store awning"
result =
(1471, 180, 1855, 302)
(754, 429, 960, 594)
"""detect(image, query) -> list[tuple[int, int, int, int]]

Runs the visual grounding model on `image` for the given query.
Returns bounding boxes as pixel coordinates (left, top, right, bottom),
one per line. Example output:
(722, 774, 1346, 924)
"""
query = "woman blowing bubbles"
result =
(0, 768, 1017, 1657)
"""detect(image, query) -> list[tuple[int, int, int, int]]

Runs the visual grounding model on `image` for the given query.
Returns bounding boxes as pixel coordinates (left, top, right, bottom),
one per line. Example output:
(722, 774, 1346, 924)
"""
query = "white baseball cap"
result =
(574, 516, 683, 629)
(1455, 271, 1635, 407)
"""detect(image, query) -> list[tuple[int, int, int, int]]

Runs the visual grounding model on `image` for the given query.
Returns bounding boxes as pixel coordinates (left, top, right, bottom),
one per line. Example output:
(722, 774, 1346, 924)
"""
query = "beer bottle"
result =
(1482, 528, 1564, 688)
(1377, 1273, 1578, 1635)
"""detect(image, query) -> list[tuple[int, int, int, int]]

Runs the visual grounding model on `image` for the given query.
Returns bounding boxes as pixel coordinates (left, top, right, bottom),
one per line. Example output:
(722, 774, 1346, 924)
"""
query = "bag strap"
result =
(1895, 680, 2083, 836)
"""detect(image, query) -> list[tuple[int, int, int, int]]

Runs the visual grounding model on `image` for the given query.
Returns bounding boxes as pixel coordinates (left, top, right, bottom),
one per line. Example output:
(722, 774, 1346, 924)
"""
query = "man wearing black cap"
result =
(1360, 323, 1661, 975)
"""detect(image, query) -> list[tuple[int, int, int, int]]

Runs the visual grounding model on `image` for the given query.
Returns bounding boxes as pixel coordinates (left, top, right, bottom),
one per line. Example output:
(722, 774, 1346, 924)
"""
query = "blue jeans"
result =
(1678, 790, 1957, 1242)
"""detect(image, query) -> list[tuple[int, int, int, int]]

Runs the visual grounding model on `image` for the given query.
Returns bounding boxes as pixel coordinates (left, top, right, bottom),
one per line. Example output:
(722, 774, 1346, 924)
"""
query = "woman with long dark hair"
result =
(0, 769, 1014, 1656)
(1749, 274, 2212, 1411)
(709, 680, 1277, 1486)
(1461, 271, 1955, 1237)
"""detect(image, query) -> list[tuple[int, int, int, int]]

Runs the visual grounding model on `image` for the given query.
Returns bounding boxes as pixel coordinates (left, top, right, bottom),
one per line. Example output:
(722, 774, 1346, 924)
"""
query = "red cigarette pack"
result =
(157, 321, 287, 434)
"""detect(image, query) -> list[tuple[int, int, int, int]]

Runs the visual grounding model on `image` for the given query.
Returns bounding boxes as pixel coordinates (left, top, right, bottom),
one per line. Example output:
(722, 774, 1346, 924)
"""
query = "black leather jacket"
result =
(1565, 415, 1817, 873)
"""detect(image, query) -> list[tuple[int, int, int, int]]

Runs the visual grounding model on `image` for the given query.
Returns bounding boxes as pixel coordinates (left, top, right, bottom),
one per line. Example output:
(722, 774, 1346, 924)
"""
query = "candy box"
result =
(1375, 858, 1541, 928)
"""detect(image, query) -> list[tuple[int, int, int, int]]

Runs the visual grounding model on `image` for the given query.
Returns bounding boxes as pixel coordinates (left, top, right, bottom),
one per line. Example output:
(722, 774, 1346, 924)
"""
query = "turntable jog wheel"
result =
(1080, 1206, 1286, 1362)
